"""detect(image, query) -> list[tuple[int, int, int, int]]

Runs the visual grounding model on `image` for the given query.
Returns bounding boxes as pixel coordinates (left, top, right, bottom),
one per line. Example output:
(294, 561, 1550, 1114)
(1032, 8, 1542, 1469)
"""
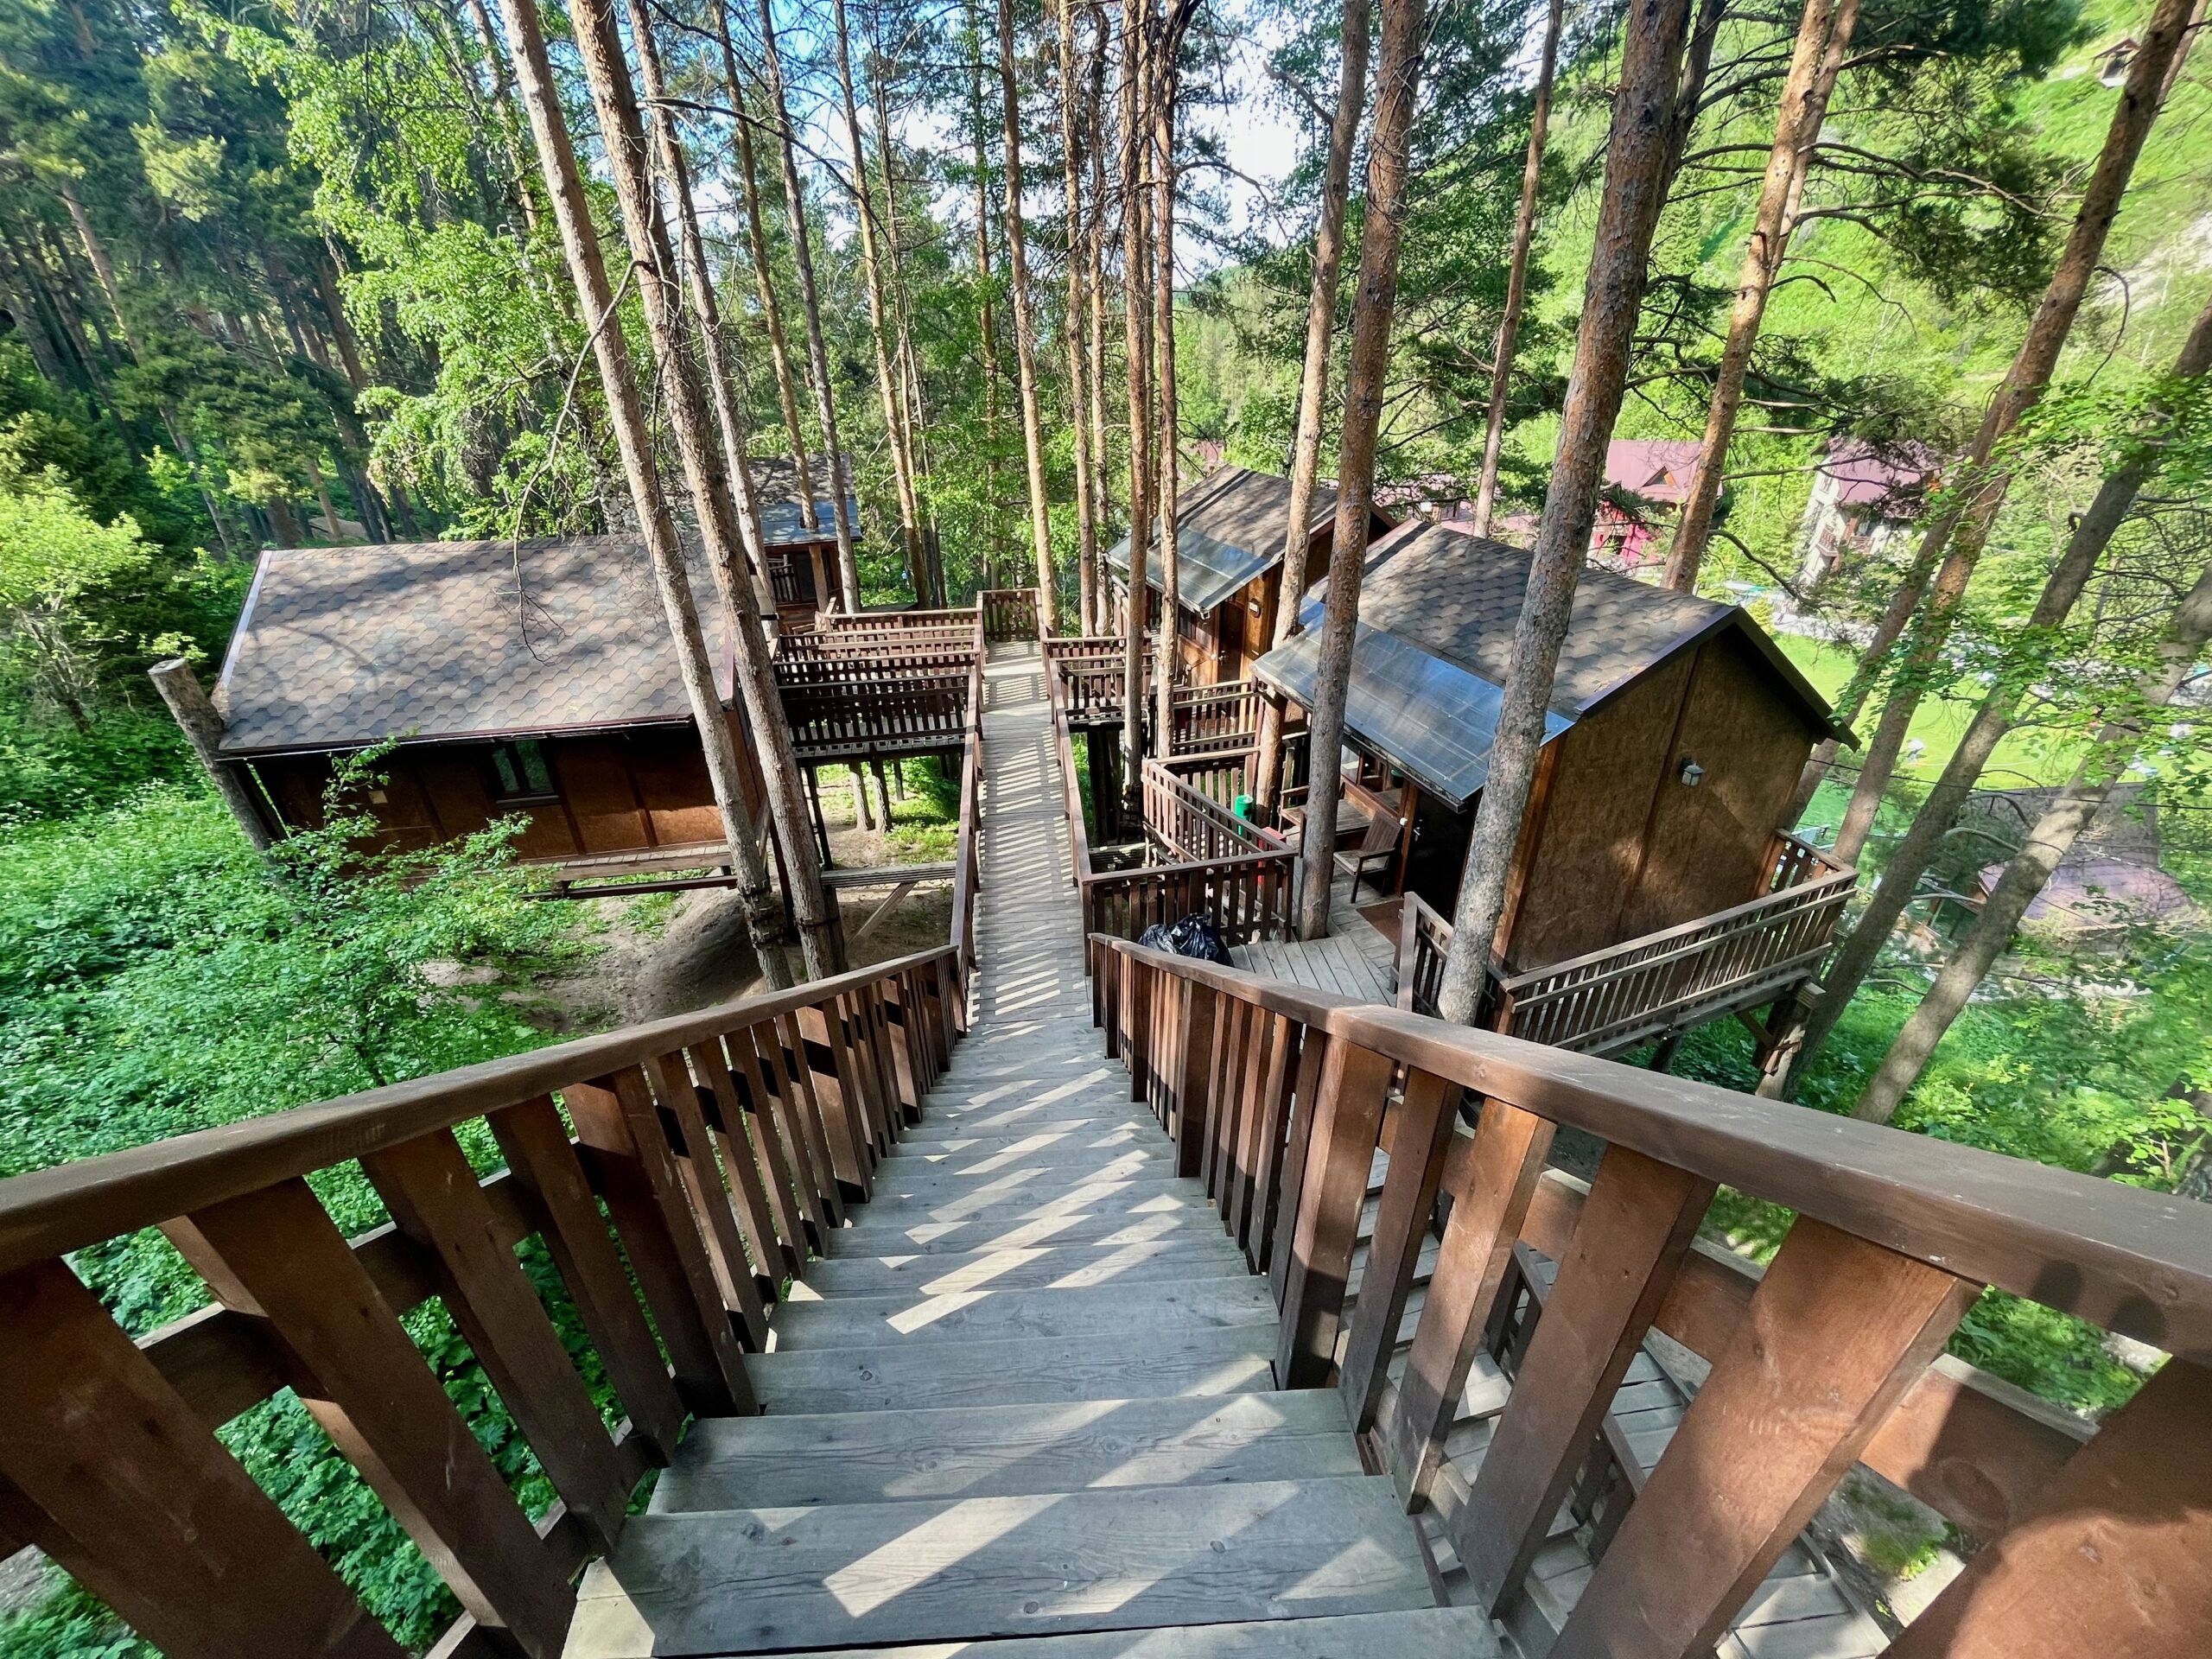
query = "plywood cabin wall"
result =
(1500, 628, 1818, 970)
(244, 709, 766, 864)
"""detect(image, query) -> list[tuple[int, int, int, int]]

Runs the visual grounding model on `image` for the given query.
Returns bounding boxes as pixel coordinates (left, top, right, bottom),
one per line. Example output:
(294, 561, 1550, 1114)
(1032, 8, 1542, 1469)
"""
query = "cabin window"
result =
(488, 738, 558, 804)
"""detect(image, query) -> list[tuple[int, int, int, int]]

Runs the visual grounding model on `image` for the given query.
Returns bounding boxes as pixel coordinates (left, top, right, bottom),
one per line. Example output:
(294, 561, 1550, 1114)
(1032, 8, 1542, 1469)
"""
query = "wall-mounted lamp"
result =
(1248, 597, 1265, 617)
(1679, 758, 1705, 787)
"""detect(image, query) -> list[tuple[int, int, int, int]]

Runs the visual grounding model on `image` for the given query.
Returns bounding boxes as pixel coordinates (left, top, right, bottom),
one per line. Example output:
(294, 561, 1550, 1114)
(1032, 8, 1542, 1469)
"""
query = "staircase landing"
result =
(565, 639, 1496, 1657)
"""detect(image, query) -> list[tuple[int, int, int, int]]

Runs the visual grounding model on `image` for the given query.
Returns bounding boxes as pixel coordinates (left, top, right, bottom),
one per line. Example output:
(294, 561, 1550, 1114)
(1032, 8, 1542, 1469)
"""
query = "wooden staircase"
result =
(563, 636, 1497, 1656)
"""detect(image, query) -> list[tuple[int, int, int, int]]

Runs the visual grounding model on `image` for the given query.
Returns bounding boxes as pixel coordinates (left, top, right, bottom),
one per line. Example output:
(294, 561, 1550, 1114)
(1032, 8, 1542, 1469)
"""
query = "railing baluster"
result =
(1276, 1039, 1395, 1388)
(362, 1126, 634, 1551)
(1169, 977, 1219, 1175)
(707, 1035, 810, 1274)
(1452, 1146, 1713, 1613)
(0, 1257, 404, 1659)
(1339, 1066, 1459, 1433)
(1202, 995, 1249, 1200)
(798, 1003, 873, 1196)
(1225, 1005, 1274, 1248)
(1554, 1218, 1976, 1659)
(166, 1178, 578, 1658)
(770, 1013, 849, 1228)
(1882, 1357, 2212, 1659)
(1384, 1100, 1555, 1503)
(488, 1096, 685, 1459)
(682, 1044, 798, 1290)
(644, 1052, 772, 1348)
(1268, 1027, 1332, 1307)
(558, 1071, 753, 1414)
(1245, 1014, 1302, 1272)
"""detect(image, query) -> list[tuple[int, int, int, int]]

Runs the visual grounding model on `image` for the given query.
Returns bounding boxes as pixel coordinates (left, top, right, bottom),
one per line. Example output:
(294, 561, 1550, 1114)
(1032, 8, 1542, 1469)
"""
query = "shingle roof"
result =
(212, 536, 734, 755)
(1104, 466, 1345, 612)
(1255, 524, 1840, 805)
(747, 454, 861, 547)
(1605, 439, 1702, 505)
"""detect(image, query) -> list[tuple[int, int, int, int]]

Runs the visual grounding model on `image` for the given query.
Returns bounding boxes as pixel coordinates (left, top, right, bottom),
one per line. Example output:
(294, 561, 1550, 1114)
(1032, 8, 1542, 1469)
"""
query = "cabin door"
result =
(1402, 785, 1471, 916)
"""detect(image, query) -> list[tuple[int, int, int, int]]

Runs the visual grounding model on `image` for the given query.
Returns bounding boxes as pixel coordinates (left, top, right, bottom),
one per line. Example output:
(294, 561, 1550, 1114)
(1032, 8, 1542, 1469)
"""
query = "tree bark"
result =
(865, 37, 941, 606)
(964, 0, 1005, 592)
(1293, 0, 1432, 942)
(1851, 557, 2212, 1125)
(1119, 0, 1155, 820)
(499, 0, 796, 988)
(1152, 2, 1194, 751)
(1433, 0, 1695, 1017)
(1471, 0, 1565, 539)
(1829, 0, 2195, 866)
(833, 0, 926, 605)
(1000, 0, 1060, 628)
(1253, 0, 1374, 812)
(718, 22, 817, 531)
(1059, 0, 1100, 634)
(1662, 0, 1858, 592)
(1782, 291, 2212, 1089)
(1088, 1, 1115, 619)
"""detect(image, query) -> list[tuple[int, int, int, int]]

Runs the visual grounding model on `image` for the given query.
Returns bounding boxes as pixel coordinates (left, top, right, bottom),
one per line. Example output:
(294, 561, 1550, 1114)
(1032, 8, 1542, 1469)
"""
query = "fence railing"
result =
(1169, 679, 1262, 753)
(773, 613, 986, 762)
(0, 653, 989, 1658)
(1045, 645, 1293, 949)
(1090, 933, 2212, 1659)
(1400, 830, 1856, 1052)
(1140, 754, 1276, 864)
(980, 587, 1039, 642)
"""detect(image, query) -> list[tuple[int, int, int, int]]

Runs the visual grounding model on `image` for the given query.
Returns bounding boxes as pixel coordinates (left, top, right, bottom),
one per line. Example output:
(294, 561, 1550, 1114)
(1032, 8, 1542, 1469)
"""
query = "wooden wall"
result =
(1501, 630, 1816, 970)
(246, 712, 765, 866)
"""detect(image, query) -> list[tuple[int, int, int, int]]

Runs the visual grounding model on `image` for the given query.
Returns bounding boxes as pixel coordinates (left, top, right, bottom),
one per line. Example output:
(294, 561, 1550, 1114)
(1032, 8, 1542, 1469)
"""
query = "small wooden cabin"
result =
(205, 535, 771, 867)
(1104, 465, 1397, 683)
(1255, 523, 1847, 975)
(751, 454, 860, 628)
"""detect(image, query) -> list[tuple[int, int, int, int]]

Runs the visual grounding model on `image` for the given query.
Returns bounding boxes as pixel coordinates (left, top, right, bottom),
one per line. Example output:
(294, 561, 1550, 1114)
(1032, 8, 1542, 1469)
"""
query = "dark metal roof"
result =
(747, 454, 860, 548)
(212, 536, 735, 755)
(1104, 466, 1342, 613)
(1255, 523, 1842, 807)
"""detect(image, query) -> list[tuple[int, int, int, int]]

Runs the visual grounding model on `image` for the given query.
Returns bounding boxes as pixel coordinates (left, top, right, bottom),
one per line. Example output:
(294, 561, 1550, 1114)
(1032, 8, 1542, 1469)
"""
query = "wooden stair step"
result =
(823, 1206, 1244, 1257)
(769, 1276, 1274, 1351)
(652, 1391, 1364, 1510)
(565, 1477, 1433, 1656)
(746, 1323, 1276, 1413)
(863, 1154, 1179, 1205)
(801, 1235, 1246, 1295)
(573, 1607, 1501, 1659)
(891, 1122, 1154, 1155)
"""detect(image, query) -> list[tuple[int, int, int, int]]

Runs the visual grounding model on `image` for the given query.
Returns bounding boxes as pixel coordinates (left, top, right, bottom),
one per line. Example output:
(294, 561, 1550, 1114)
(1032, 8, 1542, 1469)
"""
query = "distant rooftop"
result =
(1104, 466, 1345, 612)
(213, 536, 734, 755)
(1605, 439, 1703, 505)
(749, 454, 860, 547)
(1817, 438, 1944, 516)
(1256, 523, 1840, 805)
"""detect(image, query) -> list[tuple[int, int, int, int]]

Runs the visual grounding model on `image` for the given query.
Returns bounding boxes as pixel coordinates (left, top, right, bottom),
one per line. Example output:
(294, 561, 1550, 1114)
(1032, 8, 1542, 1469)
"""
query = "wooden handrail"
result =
(1090, 931, 2212, 1654)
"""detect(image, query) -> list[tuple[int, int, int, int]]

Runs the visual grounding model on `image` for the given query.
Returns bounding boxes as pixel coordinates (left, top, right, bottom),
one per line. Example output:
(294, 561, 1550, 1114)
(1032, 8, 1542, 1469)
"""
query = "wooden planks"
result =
(746, 1324, 1278, 1414)
(617, 1608, 1502, 1659)
(567, 1477, 1433, 1656)
(768, 1275, 1274, 1351)
(801, 1236, 1244, 1295)
(653, 1391, 1364, 1510)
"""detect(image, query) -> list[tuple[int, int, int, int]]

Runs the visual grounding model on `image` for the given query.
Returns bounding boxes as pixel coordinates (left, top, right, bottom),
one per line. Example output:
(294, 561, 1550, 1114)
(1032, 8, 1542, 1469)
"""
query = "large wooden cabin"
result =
(751, 454, 861, 628)
(204, 535, 772, 869)
(1104, 465, 1398, 683)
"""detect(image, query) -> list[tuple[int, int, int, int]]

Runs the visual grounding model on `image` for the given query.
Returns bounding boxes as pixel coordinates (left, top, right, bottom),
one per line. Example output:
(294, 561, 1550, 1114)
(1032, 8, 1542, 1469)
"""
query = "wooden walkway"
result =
(566, 639, 1497, 1657)
(564, 639, 1878, 1659)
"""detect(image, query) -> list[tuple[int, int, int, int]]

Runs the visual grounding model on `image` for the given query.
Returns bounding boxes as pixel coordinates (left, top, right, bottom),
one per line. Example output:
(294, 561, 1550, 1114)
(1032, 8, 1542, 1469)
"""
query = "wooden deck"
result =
(1231, 874, 1399, 1003)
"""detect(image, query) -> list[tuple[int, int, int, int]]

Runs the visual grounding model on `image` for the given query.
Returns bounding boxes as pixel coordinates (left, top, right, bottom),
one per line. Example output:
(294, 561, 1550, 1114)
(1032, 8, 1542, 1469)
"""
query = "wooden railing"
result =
(0, 657, 989, 1658)
(1046, 646, 1293, 949)
(1140, 755, 1277, 864)
(765, 550, 810, 607)
(1395, 888, 1454, 1016)
(1091, 934, 2212, 1658)
(980, 587, 1039, 641)
(1401, 830, 1856, 1052)
(773, 613, 985, 763)
(1169, 679, 1262, 753)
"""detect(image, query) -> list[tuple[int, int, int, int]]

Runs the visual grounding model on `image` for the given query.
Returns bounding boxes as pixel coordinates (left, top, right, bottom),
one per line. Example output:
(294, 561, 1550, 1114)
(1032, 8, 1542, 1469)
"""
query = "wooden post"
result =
(1276, 1039, 1395, 1387)
(1553, 1219, 1975, 1658)
(149, 658, 275, 852)
(1452, 1145, 1713, 1613)
(1339, 1067, 1458, 1433)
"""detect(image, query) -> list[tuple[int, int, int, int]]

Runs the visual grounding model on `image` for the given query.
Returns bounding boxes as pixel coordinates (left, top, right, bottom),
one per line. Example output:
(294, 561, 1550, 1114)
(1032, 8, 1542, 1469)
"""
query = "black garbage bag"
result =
(1166, 912, 1234, 964)
(1137, 921, 1175, 952)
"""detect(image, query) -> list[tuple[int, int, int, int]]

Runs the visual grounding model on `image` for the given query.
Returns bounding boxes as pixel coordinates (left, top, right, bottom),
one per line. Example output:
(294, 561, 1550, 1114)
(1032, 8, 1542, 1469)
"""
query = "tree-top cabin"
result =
(181, 533, 976, 893)
(1104, 464, 1399, 683)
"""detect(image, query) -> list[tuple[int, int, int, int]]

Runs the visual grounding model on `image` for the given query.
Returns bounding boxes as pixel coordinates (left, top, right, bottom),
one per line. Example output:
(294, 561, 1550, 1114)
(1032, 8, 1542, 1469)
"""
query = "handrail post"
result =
(1169, 977, 1220, 1176)
(1276, 1039, 1395, 1388)
(1338, 1067, 1459, 1433)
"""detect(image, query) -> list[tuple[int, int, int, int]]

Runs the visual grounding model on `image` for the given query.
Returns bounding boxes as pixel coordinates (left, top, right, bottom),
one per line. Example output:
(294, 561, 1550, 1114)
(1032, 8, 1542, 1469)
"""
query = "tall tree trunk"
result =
(1781, 291, 2212, 1089)
(833, 0, 926, 604)
(1433, 0, 1694, 1015)
(1151, 3, 1191, 751)
(966, 0, 1004, 592)
(1829, 0, 2194, 867)
(1059, 0, 1100, 634)
(1293, 0, 1431, 942)
(58, 182, 137, 357)
(1000, 0, 1060, 628)
(1471, 0, 1565, 537)
(497, 0, 797, 988)
(1662, 0, 1858, 592)
(867, 41, 942, 607)
(596, 0, 844, 978)
(1253, 0, 1374, 811)
(1088, 0, 1115, 611)
(718, 22, 817, 527)
(1119, 0, 1154, 818)
(1852, 557, 2212, 1126)
(752, 0, 862, 613)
